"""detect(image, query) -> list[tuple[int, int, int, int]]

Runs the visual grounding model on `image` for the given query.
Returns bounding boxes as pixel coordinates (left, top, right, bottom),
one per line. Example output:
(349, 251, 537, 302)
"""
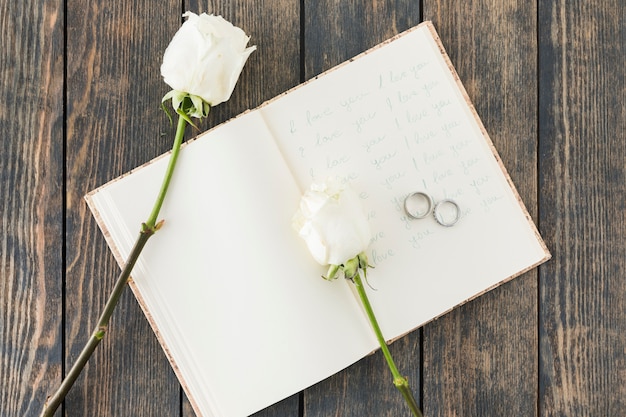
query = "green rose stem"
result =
(41, 115, 188, 417)
(352, 272, 423, 417)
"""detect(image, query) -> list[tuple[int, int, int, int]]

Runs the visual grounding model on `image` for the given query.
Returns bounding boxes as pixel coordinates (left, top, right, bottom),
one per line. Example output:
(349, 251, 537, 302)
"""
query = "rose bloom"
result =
(161, 12, 256, 106)
(293, 179, 371, 266)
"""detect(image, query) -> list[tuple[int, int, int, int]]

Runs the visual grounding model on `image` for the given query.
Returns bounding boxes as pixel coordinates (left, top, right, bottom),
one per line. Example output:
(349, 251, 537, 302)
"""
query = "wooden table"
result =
(2, 1, 625, 416)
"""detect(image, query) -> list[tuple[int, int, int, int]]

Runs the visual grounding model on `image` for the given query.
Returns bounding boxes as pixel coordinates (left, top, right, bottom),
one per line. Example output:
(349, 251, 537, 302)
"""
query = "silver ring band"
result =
(433, 199, 460, 227)
(404, 191, 434, 219)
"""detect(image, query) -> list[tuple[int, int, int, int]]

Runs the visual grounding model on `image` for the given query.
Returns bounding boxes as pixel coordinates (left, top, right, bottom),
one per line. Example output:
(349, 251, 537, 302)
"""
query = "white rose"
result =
(161, 12, 256, 107)
(293, 179, 371, 267)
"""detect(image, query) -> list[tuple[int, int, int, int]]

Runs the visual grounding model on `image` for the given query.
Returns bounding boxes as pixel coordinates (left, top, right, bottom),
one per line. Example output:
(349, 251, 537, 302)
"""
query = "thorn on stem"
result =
(95, 326, 108, 340)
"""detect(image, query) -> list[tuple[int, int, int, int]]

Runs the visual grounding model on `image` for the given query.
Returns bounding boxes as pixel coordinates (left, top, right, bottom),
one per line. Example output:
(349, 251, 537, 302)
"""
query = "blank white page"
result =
(87, 111, 377, 417)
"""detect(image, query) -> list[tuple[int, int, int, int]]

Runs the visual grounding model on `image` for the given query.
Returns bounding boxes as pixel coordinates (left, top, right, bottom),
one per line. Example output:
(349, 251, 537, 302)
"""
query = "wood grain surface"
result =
(1, 0, 625, 416)
(1, 1, 64, 416)
(538, 1, 626, 415)
(64, 2, 181, 416)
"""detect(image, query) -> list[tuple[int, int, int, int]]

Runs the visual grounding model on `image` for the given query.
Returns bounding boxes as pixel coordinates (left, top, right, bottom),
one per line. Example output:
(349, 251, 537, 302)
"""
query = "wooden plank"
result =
(538, 1, 626, 414)
(422, 1, 539, 416)
(0, 0, 64, 416)
(176, 1, 303, 416)
(303, 337, 421, 417)
(302, 1, 422, 416)
(64, 1, 183, 415)
(304, 0, 422, 79)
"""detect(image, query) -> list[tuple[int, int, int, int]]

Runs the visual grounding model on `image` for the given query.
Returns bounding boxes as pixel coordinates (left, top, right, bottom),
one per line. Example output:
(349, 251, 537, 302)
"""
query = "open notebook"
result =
(86, 21, 550, 417)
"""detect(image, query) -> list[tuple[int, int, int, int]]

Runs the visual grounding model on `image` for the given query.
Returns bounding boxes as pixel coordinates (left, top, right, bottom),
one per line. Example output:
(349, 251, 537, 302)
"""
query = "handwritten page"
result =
(260, 23, 548, 339)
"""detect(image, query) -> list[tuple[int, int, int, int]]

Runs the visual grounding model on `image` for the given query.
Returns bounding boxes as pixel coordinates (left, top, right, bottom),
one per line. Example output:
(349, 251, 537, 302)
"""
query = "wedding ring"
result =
(404, 191, 434, 219)
(433, 199, 460, 227)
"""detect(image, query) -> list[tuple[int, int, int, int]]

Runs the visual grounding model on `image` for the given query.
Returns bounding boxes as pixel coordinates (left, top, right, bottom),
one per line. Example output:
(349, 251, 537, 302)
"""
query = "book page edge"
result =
(424, 23, 551, 260)
(83, 193, 209, 417)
